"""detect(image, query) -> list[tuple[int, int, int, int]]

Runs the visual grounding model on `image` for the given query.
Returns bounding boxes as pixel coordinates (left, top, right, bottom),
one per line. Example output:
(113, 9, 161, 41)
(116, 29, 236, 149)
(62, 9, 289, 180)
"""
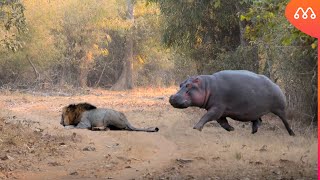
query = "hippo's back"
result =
(213, 70, 263, 81)
(213, 70, 275, 90)
(212, 70, 285, 121)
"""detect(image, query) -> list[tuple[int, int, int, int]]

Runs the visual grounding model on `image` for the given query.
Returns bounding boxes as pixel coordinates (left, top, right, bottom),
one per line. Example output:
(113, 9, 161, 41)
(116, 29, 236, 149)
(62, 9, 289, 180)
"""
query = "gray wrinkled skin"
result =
(169, 70, 295, 136)
(65, 109, 159, 132)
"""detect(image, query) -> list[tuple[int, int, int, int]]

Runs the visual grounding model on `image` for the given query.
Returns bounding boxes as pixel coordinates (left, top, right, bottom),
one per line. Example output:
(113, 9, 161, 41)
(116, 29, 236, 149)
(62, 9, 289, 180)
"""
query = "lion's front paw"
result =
(64, 125, 75, 129)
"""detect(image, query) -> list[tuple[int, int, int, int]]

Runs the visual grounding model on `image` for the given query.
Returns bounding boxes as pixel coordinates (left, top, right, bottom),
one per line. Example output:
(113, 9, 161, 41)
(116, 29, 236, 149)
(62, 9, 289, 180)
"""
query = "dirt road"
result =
(0, 88, 317, 179)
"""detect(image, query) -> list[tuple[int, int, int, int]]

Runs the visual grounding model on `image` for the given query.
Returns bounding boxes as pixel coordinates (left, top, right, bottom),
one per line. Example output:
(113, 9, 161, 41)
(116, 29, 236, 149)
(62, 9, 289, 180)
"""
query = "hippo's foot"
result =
(288, 130, 295, 136)
(217, 117, 234, 132)
(251, 119, 262, 134)
(225, 126, 235, 131)
(193, 123, 204, 131)
(252, 129, 258, 134)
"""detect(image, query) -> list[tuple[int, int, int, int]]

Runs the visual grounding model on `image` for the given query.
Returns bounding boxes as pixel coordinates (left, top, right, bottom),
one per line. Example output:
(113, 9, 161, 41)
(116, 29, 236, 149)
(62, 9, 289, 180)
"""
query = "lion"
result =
(60, 103, 159, 132)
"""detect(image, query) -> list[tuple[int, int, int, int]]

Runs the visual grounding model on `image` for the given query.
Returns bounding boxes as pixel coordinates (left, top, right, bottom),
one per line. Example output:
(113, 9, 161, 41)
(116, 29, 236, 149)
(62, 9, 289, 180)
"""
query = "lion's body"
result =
(61, 103, 159, 132)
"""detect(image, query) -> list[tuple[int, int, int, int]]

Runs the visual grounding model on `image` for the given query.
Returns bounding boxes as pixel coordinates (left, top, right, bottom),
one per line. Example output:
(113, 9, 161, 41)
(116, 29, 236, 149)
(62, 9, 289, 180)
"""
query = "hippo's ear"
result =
(192, 77, 201, 84)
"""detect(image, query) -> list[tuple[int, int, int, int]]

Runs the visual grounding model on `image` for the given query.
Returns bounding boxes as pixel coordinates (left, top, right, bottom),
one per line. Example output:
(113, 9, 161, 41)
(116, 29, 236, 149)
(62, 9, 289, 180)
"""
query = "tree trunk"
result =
(79, 66, 88, 88)
(79, 51, 93, 88)
(239, 19, 248, 46)
(111, 0, 134, 90)
(236, 3, 248, 46)
(59, 61, 66, 86)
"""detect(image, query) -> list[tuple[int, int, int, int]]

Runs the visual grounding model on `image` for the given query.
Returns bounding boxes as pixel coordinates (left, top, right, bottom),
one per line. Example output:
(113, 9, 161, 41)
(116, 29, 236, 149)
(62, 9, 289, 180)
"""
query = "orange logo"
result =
(285, 0, 320, 38)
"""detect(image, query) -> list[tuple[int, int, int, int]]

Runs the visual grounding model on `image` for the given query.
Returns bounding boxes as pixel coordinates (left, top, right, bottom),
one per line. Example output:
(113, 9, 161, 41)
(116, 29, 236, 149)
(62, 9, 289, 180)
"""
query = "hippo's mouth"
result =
(170, 102, 189, 109)
(171, 102, 189, 109)
(169, 95, 191, 109)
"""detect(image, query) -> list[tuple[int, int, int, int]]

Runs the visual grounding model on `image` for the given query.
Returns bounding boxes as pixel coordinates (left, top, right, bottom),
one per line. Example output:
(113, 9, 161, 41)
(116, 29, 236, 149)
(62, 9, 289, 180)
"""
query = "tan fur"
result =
(61, 103, 158, 132)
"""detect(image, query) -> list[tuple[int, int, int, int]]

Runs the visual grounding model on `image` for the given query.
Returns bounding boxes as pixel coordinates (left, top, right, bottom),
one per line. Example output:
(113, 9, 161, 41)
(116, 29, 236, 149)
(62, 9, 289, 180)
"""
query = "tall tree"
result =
(111, 0, 134, 90)
(51, 1, 108, 87)
(148, 0, 242, 74)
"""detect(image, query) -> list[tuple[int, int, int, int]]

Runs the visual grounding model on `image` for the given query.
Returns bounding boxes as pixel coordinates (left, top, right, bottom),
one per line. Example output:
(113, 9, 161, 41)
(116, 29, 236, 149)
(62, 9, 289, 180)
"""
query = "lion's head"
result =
(60, 103, 97, 126)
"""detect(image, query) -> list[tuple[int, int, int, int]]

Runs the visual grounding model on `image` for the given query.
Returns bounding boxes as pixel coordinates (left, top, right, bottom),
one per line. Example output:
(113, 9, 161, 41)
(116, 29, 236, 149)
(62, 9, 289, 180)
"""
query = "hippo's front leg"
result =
(193, 107, 223, 131)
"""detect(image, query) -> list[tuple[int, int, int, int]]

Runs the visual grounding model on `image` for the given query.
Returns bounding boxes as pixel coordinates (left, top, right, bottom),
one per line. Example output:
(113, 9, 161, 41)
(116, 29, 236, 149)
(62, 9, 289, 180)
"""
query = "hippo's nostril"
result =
(169, 96, 179, 106)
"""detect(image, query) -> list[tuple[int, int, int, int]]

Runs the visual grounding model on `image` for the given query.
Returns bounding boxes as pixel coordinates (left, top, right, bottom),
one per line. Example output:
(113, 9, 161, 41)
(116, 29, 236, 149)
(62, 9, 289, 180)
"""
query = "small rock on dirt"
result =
(48, 161, 61, 166)
(70, 171, 78, 176)
(33, 127, 43, 132)
(0, 155, 14, 161)
(176, 159, 193, 164)
(279, 159, 293, 164)
(249, 161, 263, 165)
(105, 164, 113, 168)
(272, 170, 281, 175)
(211, 157, 220, 161)
(106, 143, 119, 148)
(155, 96, 165, 100)
(194, 156, 205, 161)
(259, 145, 267, 152)
(83, 146, 96, 151)
(186, 175, 195, 179)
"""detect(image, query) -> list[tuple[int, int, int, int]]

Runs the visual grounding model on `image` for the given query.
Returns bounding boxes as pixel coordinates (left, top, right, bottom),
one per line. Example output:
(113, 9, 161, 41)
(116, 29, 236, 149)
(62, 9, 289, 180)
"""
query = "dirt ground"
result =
(0, 88, 317, 180)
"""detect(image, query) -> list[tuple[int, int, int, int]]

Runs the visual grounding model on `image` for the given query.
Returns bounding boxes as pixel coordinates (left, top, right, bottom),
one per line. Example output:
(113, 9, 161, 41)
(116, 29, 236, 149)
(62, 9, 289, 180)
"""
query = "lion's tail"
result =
(126, 123, 159, 132)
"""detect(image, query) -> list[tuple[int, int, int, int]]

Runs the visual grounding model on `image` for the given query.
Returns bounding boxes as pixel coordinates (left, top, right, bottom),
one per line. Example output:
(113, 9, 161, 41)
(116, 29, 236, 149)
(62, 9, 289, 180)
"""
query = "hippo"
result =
(169, 70, 295, 136)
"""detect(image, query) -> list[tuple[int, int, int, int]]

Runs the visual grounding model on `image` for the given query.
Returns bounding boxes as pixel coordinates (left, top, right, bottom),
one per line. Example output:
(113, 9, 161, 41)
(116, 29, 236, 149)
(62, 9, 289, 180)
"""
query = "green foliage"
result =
(207, 46, 259, 73)
(0, 0, 27, 51)
(49, 1, 113, 86)
(242, 0, 316, 48)
(133, 0, 176, 86)
(147, 0, 248, 74)
(149, 0, 240, 50)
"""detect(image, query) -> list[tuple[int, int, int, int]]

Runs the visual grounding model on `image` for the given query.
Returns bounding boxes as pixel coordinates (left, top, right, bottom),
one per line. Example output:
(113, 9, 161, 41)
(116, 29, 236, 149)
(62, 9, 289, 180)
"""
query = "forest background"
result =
(0, 0, 317, 125)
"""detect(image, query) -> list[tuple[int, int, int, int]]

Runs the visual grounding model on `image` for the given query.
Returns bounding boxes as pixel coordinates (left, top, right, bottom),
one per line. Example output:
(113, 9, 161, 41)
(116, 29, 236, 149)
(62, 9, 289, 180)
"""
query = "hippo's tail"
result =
(126, 123, 159, 132)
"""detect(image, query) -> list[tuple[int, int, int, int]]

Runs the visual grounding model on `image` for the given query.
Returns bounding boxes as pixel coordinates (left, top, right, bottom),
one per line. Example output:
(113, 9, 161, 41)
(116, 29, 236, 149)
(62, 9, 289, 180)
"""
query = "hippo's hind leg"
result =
(217, 117, 234, 131)
(272, 109, 295, 136)
(251, 118, 262, 134)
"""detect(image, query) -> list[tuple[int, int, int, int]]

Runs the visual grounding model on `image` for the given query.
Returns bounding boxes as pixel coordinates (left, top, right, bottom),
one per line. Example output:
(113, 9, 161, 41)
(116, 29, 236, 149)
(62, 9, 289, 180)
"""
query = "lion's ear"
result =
(67, 104, 76, 112)
(83, 103, 97, 110)
(68, 104, 76, 108)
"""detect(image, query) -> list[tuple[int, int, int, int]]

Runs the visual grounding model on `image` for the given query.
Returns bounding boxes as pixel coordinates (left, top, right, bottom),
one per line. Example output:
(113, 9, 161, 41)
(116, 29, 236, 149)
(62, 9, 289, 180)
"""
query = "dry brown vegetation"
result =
(0, 88, 317, 180)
